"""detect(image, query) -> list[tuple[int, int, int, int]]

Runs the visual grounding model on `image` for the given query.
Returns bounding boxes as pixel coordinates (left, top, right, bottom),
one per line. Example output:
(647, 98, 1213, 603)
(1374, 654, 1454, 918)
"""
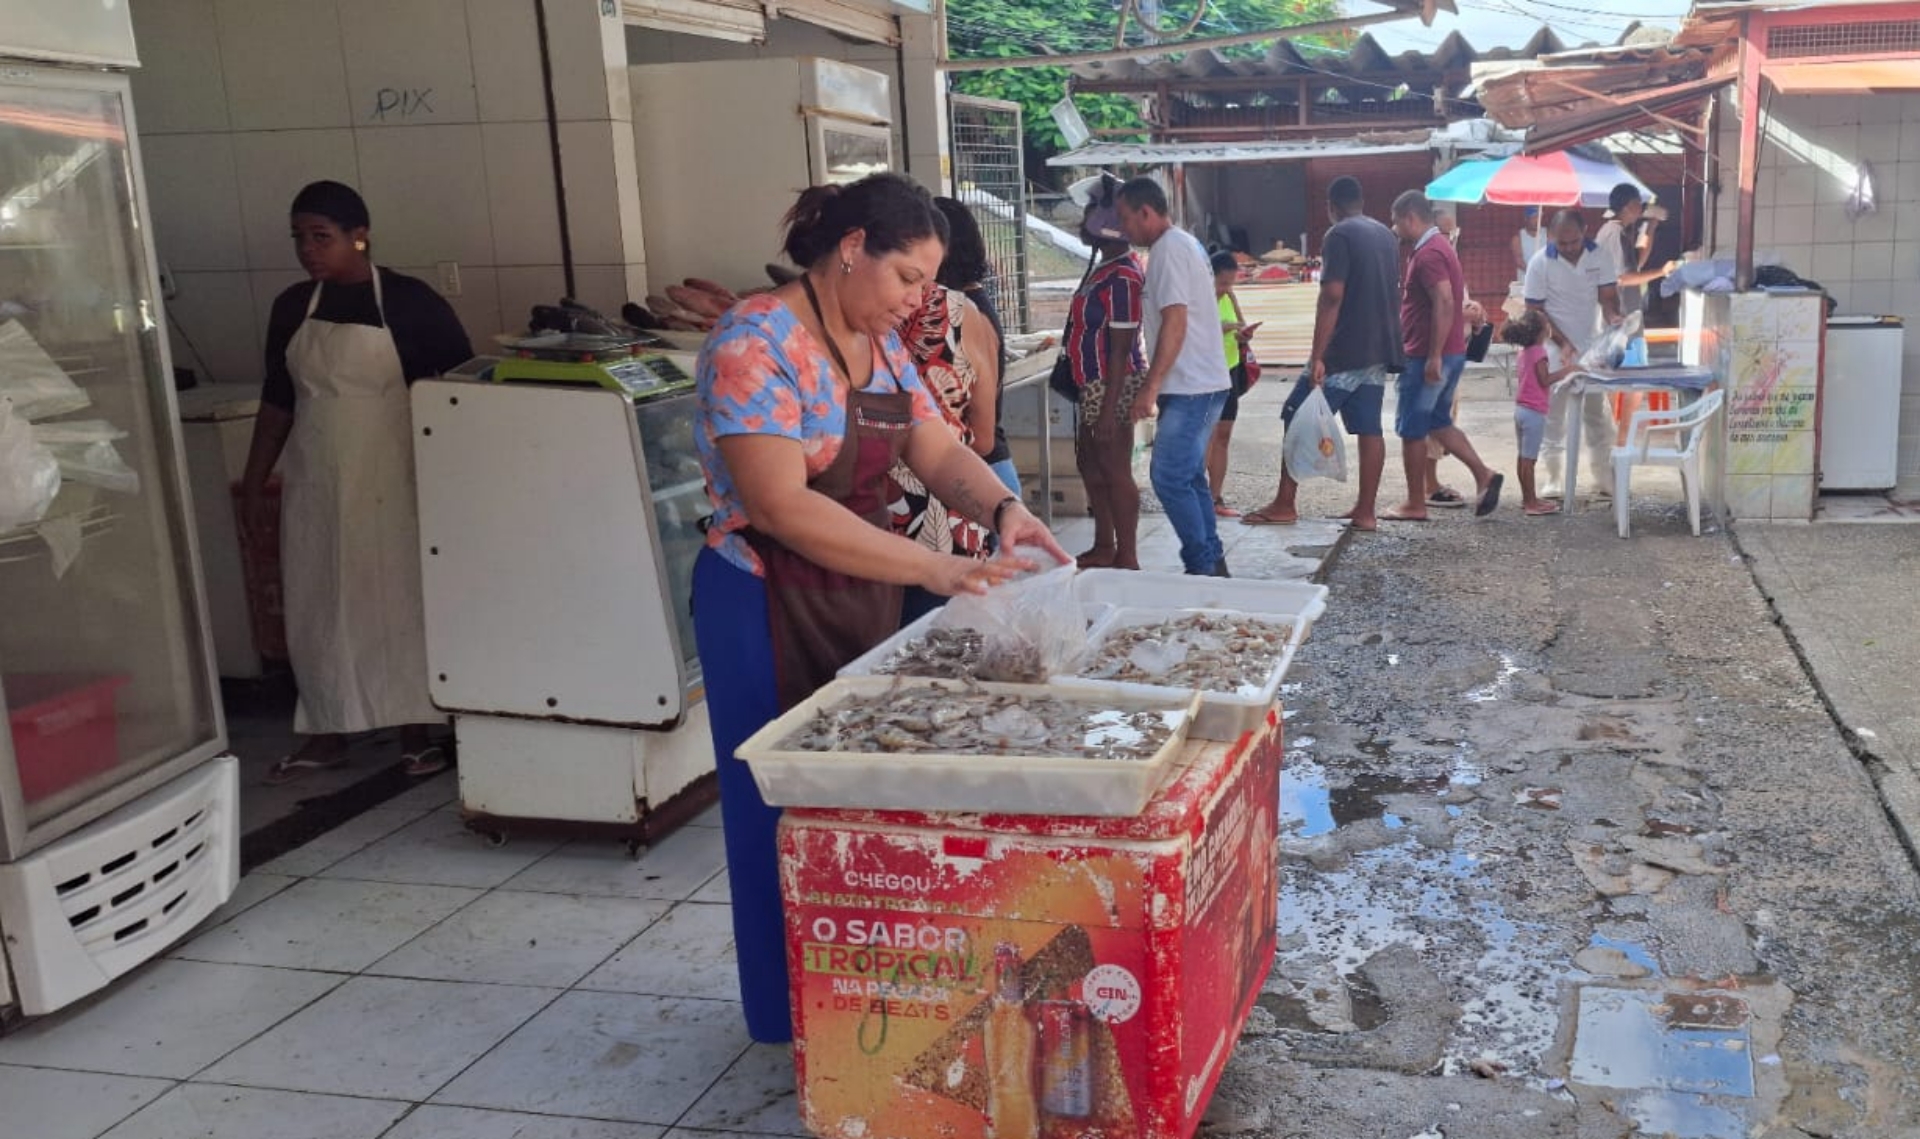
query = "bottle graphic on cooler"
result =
(985, 943, 1039, 1139)
(1038, 1001, 1094, 1119)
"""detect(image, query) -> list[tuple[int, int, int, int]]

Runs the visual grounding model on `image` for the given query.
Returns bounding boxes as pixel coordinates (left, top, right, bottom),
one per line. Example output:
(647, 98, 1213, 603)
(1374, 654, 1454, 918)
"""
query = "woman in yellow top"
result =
(1208, 250, 1258, 516)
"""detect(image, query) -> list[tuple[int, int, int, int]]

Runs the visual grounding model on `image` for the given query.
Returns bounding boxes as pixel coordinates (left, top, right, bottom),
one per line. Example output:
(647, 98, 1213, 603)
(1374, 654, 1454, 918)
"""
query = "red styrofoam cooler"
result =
(6, 673, 130, 805)
(779, 707, 1283, 1139)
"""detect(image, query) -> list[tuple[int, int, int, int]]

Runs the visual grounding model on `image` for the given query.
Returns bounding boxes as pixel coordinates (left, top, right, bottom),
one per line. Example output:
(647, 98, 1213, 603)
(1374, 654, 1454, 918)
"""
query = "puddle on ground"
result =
(1282, 747, 1458, 839)
(1588, 932, 1662, 978)
(1624, 1091, 1748, 1139)
(1569, 987, 1754, 1097)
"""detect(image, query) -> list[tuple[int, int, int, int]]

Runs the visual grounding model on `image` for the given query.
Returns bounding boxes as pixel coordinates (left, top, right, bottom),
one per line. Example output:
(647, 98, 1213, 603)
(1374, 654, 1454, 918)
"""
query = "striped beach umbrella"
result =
(1426, 146, 1653, 209)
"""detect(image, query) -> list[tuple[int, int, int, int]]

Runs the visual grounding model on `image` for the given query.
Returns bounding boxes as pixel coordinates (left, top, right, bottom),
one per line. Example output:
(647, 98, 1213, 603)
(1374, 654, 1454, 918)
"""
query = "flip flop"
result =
(264, 751, 348, 786)
(403, 746, 451, 778)
(1427, 487, 1468, 508)
(1524, 502, 1561, 516)
(1240, 509, 1298, 526)
(1380, 510, 1430, 522)
(1476, 474, 1506, 517)
(1214, 502, 1242, 518)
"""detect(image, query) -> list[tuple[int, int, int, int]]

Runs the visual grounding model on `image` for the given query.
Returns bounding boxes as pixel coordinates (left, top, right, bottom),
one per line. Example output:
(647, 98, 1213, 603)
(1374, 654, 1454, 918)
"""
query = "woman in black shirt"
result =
(240, 181, 472, 784)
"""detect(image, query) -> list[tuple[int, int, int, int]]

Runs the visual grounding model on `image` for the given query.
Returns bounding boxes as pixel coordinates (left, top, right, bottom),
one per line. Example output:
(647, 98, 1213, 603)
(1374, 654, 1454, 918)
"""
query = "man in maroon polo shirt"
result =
(1383, 190, 1502, 520)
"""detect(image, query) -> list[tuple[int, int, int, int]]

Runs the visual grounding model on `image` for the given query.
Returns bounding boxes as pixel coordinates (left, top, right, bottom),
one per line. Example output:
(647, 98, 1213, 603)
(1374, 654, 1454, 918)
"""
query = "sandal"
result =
(1214, 500, 1241, 518)
(403, 746, 450, 778)
(1427, 487, 1468, 508)
(264, 750, 349, 786)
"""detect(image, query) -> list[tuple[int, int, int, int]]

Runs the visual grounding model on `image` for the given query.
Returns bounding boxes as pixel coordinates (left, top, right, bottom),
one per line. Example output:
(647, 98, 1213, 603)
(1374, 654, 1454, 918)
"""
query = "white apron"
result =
(281, 270, 439, 733)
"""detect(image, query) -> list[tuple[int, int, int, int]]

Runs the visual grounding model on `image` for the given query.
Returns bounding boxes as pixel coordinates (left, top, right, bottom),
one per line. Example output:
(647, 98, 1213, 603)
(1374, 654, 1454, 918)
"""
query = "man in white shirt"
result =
(1116, 176, 1233, 576)
(1525, 209, 1622, 496)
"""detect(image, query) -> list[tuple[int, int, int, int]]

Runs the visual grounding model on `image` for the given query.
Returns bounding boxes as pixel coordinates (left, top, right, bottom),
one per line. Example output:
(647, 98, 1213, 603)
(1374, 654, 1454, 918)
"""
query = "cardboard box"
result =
(1022, 476, 1093, 519)
(780, 711, 1283, 1139)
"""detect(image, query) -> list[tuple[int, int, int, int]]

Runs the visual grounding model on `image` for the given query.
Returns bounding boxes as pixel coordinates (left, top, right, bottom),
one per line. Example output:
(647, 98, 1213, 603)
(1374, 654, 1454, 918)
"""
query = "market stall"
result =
(735, 569, 1328, 1139)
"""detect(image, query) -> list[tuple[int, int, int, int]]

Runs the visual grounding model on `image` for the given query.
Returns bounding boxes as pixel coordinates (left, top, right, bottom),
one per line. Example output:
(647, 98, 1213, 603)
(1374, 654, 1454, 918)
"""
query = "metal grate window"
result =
(948, 94, 1031, 335)
(1767, 20, 1920, 58)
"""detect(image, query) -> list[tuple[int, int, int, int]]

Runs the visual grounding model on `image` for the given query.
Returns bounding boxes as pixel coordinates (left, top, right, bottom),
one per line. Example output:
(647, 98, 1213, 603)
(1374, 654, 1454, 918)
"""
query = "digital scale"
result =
(484, 332, 696, 401)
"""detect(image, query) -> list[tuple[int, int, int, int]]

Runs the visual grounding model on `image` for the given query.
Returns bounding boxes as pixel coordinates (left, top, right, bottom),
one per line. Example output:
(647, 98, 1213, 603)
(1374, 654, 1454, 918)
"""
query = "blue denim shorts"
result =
(1395, 354, 1466, 440)
(1282, 372, 1385, 436)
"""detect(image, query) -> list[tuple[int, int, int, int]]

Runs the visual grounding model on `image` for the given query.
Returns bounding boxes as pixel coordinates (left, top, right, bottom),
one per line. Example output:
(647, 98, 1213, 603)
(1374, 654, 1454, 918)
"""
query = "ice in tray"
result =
(737, 677, 1196, 816)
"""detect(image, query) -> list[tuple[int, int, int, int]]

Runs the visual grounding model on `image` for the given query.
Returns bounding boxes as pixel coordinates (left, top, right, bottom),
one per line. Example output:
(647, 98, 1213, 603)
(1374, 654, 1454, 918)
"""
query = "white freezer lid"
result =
(0, 1, 139, 67)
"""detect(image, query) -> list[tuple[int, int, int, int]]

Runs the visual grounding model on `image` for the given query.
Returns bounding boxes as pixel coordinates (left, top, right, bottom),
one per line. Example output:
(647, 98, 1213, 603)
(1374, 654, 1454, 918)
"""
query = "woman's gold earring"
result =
(354, 240, 368, 252)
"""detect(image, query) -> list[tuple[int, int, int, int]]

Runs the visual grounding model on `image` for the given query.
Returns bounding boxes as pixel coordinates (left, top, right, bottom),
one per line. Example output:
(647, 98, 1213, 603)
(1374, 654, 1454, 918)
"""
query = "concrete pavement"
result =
(1198, 370, 1920, 1137)
(1740, 523, 1920, 876)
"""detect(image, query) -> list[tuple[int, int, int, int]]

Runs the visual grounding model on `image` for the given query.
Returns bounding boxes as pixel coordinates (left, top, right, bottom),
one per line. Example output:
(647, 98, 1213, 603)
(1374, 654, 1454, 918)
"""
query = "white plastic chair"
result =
(1609, 389, 1723, 538)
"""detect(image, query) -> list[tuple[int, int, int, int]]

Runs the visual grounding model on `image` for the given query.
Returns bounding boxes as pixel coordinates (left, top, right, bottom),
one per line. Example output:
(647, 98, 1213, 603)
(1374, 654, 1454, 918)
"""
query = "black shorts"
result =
(1222, 364, 1249, 422)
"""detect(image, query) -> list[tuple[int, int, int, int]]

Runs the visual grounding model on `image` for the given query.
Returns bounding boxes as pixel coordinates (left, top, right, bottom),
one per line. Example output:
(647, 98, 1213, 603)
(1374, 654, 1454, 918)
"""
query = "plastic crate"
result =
(6, 674, 130, 805)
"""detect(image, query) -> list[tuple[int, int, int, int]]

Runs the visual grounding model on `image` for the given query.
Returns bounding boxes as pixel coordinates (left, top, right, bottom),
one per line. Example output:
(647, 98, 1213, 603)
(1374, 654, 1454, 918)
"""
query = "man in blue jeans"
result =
(1115, 177, 1233, 576)
(1384, 190, 1502, 520)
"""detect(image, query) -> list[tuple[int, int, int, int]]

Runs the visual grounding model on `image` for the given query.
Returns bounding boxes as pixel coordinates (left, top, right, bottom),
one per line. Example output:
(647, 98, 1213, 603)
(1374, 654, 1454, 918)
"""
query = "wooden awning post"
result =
(1734, 15, 1765, 287)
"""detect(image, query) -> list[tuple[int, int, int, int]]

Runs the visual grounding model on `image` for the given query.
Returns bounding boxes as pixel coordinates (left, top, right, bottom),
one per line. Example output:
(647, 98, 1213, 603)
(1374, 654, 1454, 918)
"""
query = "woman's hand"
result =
(919, 552, 1027, 598)
(994, 500, 1071, 566)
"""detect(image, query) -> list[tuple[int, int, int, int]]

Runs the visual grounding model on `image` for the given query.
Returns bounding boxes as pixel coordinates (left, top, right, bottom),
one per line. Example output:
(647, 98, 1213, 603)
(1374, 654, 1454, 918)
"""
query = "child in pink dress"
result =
(1502, 310, 1573, 516)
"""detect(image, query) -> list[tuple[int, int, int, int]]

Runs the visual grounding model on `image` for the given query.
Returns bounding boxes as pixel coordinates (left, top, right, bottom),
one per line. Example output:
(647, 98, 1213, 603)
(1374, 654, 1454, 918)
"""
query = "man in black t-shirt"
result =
(1244, 176, 1402, 531)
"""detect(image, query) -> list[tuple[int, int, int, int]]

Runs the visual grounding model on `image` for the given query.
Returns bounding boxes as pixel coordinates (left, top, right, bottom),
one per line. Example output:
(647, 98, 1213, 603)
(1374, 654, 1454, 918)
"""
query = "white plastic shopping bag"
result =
(0, 397, 61, 530)
(1283, 386, 1347, 483)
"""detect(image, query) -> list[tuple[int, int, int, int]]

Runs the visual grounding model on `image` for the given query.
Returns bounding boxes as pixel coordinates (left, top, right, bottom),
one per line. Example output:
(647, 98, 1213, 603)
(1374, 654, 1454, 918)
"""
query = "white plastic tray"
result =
(838, 601, 1112, 680)
(1072, 569, 1329, 623)
(1053, 607, 1305, 741)
(736, 676, 1196, 817)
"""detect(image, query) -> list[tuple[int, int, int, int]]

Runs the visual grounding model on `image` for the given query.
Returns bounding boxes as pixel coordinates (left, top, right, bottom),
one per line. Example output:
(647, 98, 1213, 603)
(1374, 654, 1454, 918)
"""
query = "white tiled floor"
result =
(1, 771, 778, 1139)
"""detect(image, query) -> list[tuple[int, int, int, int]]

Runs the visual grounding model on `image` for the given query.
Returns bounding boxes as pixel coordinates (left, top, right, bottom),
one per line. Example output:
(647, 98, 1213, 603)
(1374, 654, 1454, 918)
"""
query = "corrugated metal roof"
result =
(1066, 27, 1605, 88)
(1046, 132, 1464, 167)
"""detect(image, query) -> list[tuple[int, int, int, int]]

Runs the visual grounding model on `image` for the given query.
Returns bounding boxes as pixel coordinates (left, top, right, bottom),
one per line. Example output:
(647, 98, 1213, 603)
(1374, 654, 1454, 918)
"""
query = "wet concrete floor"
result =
(1199, 377, 1920, 1138)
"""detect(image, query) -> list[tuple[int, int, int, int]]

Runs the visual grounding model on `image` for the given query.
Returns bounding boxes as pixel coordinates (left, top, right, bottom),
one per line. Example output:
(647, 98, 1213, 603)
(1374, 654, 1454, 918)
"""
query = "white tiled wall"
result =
(1711, 91, 1920, 495)
(130, 0, 643, 388)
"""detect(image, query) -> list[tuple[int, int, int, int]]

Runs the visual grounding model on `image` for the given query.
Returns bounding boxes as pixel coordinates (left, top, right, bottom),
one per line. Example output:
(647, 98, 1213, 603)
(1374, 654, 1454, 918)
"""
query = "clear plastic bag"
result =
(31, 419, 138, 494)
(1283, 386, 1347, 483)
(46, 440, 139, 494)
(0, 398, 61, 530)
(933, 550, 1087, 682)
(1579, 311, 1644, 372)
(0, 320, 90, 421)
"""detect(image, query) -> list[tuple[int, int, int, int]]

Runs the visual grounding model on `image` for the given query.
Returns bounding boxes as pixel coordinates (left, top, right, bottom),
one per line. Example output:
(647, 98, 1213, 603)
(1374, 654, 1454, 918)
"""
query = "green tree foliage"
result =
(947, 0, 1349, 165)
